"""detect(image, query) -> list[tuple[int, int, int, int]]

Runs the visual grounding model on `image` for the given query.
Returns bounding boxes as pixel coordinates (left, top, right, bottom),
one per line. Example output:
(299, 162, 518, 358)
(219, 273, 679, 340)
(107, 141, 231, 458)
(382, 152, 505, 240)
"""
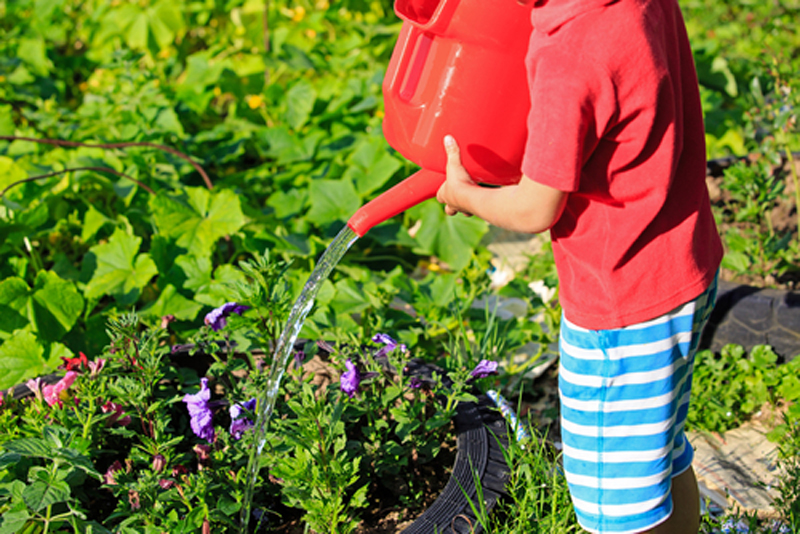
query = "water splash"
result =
(239, 225, 359, 533)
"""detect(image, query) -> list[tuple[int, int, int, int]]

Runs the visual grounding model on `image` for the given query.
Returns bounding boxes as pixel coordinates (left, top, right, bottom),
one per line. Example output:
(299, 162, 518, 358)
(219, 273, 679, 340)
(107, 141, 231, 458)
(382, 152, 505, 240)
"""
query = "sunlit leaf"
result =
(84, 228, 158, 305)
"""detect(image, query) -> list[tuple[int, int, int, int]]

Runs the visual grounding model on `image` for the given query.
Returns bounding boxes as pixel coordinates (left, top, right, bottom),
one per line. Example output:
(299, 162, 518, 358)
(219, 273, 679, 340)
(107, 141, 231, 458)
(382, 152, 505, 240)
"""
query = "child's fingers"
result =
(444, 135, 468, 180)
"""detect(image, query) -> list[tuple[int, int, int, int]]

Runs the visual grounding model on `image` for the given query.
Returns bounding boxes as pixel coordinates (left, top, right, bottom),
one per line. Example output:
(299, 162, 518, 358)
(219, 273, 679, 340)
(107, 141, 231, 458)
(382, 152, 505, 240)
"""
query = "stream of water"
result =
(239, 225, 359, 533)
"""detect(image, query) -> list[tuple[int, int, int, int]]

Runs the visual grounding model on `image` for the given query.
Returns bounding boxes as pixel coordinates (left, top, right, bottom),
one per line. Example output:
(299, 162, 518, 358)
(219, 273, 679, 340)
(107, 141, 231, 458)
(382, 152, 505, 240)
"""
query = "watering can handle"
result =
(385, 23, 423, 104)
(347, 168, 445, 236)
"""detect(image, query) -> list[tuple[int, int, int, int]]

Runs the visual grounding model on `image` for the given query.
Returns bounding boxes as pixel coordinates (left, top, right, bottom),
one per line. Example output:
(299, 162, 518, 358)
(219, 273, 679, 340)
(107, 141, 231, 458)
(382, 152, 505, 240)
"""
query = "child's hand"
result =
(436, 135, 476, 217)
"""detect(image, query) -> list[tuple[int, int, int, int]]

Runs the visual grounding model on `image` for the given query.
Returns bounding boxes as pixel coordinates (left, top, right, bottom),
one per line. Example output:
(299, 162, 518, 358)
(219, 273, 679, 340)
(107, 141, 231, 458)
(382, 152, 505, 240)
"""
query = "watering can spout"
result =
(347, 169, 445, 237)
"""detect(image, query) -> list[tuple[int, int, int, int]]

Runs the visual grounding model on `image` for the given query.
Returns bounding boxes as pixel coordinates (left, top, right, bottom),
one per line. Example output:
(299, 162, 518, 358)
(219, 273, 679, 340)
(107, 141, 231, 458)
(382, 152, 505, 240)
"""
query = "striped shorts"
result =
(558, 275, 718, 534)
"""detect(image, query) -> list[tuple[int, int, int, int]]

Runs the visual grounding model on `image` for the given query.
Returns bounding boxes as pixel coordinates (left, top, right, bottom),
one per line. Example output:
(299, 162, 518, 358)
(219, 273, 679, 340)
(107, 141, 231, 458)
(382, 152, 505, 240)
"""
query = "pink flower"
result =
(104, 460, 124, 485)
(26, 377, 44, 402)
(87, 358, 106, 378)
(152, 454, 166, 473)
(42, 372, 78, 407)
(102, 401, 132, 426)
(128, 490, 141, 510)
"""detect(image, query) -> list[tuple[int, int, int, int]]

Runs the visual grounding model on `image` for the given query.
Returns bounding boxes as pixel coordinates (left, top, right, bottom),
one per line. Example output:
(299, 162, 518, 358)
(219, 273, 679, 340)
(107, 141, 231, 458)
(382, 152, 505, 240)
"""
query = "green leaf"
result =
(0, 273, 82, 341)
(0, 156, 27, 194)
(267, 189, 307, 219)
(285, 79, 317, 130)
(0, 329, 46, 389)
(30, 271, 84, 342)
(411, 202, 488, 271)
(0, 105, 16, 136)
(84, 228, 158, 305)
(306, 179, 361, 226)
(2, 437, 53, 459)
(81, 205, 113, 243)
(194, 264, 248, 307)
(141, 284, 203, 321)
(149, 188, 246, 257)
(22, 479, 71, 512)
(343, 137, 402, 196)
(17, 37, 53, 76)
(0, 509, 30, 534)
(126, 13, 149, 50)
(0, 277, 31, 338)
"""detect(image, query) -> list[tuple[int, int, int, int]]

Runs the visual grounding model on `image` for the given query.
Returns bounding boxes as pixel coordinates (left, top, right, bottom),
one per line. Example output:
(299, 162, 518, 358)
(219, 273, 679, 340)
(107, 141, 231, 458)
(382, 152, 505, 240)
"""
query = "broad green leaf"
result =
(0, 273, 83, 341)
(344, 137, 402, 196)
(285, 79, 317, 130)
(3, 438, 53, 458)
(22, 479, 71, 512)
(0, 509, 29, 534)
(174, 254, 213, 292)
(267, 189, 307, 218)
(411, 202, 488, 271)
(149, 188, 246, 257)
(0, 277, 30, 338)
(84, 228, 158, 305)
(306, 179, 361, 226)
(31, 271, 84, 341)
(126, 13, 149, 50)
(194, 264, 248, 307)
(81, 205, 113, 243)
(0, 329, 45, 390)
(331, 279, 371, 314)
(0, 104, 15, 136)
(141, 284, 203, 321)
(17, 37, 53, 76)
(0, 156, 27, 194)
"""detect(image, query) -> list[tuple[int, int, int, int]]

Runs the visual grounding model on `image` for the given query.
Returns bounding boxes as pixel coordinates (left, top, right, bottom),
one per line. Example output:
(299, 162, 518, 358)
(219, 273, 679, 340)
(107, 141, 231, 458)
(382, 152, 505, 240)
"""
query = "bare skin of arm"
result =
(435, 135, 569, 234)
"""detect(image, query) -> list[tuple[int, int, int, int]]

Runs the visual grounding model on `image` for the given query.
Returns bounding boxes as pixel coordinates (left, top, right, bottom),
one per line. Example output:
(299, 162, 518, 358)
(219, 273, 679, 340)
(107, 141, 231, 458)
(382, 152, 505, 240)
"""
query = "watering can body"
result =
(347, 0, 534, 236)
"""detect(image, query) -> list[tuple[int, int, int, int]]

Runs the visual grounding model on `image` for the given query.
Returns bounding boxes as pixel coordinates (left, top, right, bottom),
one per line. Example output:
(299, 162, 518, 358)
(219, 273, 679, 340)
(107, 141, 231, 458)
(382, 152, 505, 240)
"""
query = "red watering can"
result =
(346, 0, 535, 237)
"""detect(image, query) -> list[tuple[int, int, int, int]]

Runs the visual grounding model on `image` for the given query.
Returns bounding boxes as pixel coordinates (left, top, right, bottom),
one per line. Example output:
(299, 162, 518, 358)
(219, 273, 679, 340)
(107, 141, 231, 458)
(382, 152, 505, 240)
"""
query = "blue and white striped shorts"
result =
(558, 276, 718, 534)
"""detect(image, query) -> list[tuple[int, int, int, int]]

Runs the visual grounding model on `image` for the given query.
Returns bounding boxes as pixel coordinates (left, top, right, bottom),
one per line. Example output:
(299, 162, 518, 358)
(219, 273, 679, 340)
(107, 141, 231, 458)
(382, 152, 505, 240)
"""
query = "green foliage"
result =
(0, 0, 492, 387)
(688, 344, 800, 434)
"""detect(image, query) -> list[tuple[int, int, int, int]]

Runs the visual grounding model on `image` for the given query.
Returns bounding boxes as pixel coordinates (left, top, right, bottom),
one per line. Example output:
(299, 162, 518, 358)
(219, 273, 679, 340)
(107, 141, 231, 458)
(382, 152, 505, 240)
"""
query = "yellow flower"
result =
(246, 94, 263, 109)
(375, 109, 384, 119)
(213, 87, 222, 97)
(304, 28, 317, 39)
(292, 5, 306, 22)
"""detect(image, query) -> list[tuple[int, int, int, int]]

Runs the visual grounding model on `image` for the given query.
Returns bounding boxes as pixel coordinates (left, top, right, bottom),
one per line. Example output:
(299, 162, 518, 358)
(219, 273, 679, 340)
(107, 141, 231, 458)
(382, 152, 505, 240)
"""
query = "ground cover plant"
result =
(1, 0, 800, 532)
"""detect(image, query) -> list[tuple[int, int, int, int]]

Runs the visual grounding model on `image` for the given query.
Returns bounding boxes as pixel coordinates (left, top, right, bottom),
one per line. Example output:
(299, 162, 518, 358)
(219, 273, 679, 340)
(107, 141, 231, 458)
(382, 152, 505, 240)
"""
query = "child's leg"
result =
(558, 276, 717, 534)
(647, 466, 699, 534)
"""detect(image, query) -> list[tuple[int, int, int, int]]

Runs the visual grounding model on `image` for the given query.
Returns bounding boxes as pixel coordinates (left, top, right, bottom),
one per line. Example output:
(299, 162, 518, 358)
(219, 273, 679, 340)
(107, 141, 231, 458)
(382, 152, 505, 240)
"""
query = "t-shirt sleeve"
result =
(521, 46, 617, 192)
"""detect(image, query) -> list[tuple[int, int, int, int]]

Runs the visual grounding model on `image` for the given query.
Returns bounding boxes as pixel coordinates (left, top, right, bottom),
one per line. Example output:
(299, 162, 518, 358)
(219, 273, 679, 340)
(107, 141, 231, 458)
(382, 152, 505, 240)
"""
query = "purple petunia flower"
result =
(469, 359, 499, 379)
(204, 302, 250, 332)
(371, 333, 407, 359)
(340, 359, 361, 398)
(408, 376, 424, 389)
(229, 398, 257, 440)
(183, 378, 215, 442)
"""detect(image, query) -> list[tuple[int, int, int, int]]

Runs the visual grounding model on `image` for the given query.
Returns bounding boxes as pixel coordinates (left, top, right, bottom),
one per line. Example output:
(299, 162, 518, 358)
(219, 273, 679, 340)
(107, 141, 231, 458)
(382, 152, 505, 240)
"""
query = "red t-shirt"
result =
(521, 0, 723, 329)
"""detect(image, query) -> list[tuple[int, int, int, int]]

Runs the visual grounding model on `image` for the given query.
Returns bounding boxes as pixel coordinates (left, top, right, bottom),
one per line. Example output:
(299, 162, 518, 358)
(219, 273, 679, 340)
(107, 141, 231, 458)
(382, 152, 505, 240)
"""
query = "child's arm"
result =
(436, 135, 568, 234)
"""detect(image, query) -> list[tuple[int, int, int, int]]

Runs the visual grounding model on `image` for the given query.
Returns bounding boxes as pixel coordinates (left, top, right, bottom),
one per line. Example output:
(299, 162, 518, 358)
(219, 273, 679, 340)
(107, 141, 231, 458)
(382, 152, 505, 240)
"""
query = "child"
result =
(435, 0, 723, 533)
